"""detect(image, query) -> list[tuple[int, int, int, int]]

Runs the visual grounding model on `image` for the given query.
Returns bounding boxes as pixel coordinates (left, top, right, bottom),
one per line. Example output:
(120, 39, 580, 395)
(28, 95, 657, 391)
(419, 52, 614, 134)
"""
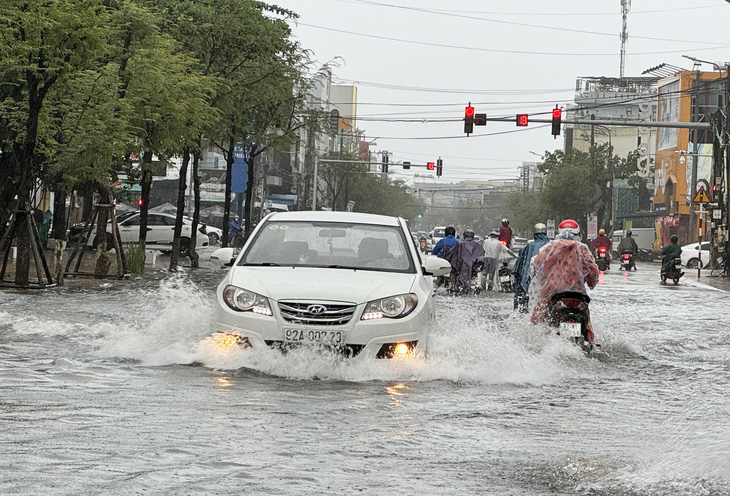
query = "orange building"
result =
(653, 71, 722, 246)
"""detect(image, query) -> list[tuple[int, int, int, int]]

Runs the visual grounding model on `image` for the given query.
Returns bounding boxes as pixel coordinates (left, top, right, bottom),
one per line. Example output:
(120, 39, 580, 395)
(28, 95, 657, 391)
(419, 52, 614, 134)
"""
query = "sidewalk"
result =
(688, 268, 730, 292)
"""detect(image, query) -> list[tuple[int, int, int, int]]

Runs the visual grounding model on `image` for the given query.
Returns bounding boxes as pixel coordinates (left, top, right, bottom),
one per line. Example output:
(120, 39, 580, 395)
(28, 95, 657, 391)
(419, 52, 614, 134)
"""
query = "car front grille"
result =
(265, 341, 365, 358)
(278, 301, 357, 326)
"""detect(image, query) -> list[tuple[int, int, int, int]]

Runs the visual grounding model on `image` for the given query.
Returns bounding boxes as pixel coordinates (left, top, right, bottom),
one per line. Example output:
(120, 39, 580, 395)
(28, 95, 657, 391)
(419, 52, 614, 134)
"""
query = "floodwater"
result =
(1, 260, 729, 495)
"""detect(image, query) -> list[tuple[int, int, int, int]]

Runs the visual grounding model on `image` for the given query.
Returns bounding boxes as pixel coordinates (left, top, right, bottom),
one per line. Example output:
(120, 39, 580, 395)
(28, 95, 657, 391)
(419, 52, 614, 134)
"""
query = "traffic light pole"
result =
(486, 116, 712, 130)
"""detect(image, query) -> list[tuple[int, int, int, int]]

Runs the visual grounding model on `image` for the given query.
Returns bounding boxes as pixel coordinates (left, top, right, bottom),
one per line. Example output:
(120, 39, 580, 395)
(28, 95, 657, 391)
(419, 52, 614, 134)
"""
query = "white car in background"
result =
(211, 211, 452, 359)
(71, 211, 208, 255)
(680, 241, 711, 269)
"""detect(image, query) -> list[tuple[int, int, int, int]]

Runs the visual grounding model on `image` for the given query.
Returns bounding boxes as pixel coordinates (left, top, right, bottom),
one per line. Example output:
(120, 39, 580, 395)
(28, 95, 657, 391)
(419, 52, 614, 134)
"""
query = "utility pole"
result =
(689, 67, 701, 241)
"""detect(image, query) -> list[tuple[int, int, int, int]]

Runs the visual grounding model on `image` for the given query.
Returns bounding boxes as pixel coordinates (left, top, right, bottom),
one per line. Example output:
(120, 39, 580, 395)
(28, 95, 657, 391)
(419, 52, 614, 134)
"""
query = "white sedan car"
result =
(77, 211, 208, 255)
(680, 241, 711, 269)
(211, 211, 452, 359)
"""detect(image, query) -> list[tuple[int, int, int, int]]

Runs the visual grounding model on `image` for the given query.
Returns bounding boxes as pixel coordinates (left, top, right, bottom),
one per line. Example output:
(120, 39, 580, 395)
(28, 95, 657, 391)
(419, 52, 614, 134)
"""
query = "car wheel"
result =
(208, 232, 220, 245)
(686, 258, 702, 269)
(92, 233, 114, 251)
(180, 236, 191, 256)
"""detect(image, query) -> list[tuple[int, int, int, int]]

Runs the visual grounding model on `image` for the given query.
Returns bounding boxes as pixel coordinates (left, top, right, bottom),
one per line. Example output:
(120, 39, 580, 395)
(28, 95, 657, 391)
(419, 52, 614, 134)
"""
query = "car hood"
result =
(226, 266, 418, 303)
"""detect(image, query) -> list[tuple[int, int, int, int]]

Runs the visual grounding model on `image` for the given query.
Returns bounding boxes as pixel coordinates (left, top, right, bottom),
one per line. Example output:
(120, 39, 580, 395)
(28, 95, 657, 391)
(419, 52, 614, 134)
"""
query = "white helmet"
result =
(501, 218, 509, 224)
(534, 223, 547, 234)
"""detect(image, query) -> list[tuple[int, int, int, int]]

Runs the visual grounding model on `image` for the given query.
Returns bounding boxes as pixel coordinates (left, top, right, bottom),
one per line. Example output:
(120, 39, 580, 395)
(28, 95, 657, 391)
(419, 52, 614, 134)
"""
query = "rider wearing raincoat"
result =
(512, 223, 550, 303)
(528, 219, 599, 340)
(444, 229, 485, 291)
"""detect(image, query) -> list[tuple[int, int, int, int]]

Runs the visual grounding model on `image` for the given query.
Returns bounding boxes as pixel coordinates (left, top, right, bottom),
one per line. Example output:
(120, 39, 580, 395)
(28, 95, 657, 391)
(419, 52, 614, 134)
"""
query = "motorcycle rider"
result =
(499, 218, 513, 248)
(481, 229, 516, 290)
(443, 229, 485, 292)
(660, 234, 683, 278)
(512, 223, 550, 308)
(432, 226, 459, 258)
(528, 219, 599, 341)
(592, 228, 612, 269)
(229, 215, 242, 246)
(616, 230, 639, 256)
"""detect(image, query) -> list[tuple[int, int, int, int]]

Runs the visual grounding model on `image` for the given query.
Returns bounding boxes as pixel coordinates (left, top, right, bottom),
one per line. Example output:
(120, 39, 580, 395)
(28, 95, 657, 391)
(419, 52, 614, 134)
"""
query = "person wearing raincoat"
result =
(528, 219, 598, 340)
(512, 223, 550, 307)
(444, 229, 485, 293)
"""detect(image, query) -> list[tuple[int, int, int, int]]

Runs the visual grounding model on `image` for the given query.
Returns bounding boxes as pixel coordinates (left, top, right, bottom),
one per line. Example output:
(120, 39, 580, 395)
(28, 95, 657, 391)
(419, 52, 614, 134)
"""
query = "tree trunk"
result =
(189, 150, 202, 268)
(170, 148, 190, 271)
(222, 136, 235, 247)
(94, 186, 111, 277)
(244, 154, 255, 241)
(51, 189, 67, 241)
(138, 151, 153, 272)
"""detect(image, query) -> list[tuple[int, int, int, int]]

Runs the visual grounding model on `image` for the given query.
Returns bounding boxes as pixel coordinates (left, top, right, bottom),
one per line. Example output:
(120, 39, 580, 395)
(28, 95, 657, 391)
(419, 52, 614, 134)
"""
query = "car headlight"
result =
(361, 293, 418, 320)
(223, 285, 273, 315)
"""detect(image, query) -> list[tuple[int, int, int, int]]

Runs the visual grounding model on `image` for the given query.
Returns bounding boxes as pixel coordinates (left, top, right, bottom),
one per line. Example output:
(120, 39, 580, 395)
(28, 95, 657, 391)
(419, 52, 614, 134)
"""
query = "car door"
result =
(118, 214, 141, 243)
(147, 214, 175, 247)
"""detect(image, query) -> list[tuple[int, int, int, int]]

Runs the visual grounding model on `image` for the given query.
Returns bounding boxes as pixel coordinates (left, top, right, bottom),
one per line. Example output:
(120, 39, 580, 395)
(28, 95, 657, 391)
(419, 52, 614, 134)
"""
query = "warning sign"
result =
(692, 186, 710, 203)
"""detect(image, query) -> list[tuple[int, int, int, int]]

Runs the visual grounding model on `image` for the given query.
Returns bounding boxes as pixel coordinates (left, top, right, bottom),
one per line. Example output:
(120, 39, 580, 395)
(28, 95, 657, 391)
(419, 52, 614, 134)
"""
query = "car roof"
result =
(265, 210, 402, 227)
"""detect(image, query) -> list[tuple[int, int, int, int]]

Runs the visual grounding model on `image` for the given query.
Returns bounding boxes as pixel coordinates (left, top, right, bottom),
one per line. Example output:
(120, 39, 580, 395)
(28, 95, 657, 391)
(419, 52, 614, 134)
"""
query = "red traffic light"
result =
(426, 162, 435, 170)
(552, 108, 562, 119)
(516, 114, 529, 126)
(465, 106, 475, 118)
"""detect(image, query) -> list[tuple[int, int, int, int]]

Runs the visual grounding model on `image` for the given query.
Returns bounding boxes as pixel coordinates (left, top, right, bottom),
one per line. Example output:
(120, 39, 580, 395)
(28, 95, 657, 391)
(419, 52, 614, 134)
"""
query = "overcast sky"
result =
(273, 0, 730, 183)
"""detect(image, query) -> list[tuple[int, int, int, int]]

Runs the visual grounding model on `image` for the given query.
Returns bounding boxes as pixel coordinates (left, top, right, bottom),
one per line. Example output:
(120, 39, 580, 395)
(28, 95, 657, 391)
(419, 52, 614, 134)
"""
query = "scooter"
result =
(595, 247, 609, 271)
(660, 257, 684, 285)
(620, 250, 636, 271)
(546, 291, 593, 353)
(498, 261, 513, 293)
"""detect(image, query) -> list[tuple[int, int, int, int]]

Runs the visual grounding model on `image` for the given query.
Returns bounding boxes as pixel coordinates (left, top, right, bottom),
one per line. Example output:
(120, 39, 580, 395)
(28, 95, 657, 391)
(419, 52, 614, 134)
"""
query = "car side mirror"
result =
(224, 257, 236, 267)
(423, 255, 452, 276)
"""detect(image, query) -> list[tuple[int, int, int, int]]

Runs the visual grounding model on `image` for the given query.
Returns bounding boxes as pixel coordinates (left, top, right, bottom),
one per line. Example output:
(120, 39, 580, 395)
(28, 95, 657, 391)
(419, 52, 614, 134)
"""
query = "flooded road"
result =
(2, 261, 729, 495)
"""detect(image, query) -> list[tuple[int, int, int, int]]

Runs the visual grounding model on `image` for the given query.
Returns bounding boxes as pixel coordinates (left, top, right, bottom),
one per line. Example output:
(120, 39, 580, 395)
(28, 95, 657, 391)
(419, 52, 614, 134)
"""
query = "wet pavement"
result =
(1, 258, 729, 495)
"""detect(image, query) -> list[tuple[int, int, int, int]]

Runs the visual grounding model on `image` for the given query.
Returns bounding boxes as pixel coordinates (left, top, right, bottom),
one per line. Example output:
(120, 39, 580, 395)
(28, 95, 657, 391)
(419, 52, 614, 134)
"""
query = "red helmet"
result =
(558, 219, 580, 236)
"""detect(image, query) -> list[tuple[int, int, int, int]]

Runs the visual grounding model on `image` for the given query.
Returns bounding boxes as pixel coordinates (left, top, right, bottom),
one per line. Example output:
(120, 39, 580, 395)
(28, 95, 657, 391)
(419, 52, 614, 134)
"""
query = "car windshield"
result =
(239, 220, 415, 273)
(433, 228, 446, 238)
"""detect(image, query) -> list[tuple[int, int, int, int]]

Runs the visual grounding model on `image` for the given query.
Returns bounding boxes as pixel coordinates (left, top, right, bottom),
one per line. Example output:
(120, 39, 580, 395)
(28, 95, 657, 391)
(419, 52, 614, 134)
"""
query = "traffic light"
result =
(402, 161, 410, 170)
(426, 161, 435, 171)
(474, 113, 487, 126)
(516, 114, 529, 126)
(551, 106, 562, 137)
(382, 152, 389, 173)
(464, 105, 475, 135)
(436, 158, 443, 177)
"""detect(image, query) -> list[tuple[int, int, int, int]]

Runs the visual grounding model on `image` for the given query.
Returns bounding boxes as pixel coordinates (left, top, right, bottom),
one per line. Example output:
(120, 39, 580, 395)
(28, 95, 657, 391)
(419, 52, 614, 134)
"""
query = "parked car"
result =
(198, 223, 222, 245)
(680, 241, 711, 269)
(512, 236, 528, 252)
(211, 211, 452, 360)
(68, 211, 208, 255)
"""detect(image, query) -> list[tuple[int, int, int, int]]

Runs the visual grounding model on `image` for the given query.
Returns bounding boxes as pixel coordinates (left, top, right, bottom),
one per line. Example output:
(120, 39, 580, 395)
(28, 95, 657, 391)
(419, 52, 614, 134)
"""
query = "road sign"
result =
(692, 186, 710, 203)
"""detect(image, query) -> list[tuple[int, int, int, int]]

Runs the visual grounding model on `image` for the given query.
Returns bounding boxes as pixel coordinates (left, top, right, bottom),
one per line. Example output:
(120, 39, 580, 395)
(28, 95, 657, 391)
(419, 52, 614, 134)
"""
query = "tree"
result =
(0, 0, 109, 285)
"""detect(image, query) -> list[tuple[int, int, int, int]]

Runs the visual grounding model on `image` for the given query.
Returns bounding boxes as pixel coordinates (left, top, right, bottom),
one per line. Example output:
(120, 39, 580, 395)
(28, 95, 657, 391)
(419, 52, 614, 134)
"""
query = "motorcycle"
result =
(595, 246, 609, 271)
(498, 261, 513, 293)
(449, 259, 484, 295)
(661, 257, 684, 285)
(620, 250, 636, 271)
(513, 287, 529, 313)
(546, 291, 593, 352)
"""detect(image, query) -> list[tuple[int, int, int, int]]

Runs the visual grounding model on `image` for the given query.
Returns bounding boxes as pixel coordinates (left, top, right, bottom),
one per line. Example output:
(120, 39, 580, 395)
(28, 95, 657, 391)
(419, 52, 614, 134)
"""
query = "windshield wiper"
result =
(241, 262, 281, 266)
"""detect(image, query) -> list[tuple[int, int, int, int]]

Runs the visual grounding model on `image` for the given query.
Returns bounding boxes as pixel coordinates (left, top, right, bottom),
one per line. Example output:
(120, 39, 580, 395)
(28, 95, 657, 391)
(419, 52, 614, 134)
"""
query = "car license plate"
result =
(500, 275, 511, 282)
(559, 322, 582, 338)
(283, 328, 345, 346)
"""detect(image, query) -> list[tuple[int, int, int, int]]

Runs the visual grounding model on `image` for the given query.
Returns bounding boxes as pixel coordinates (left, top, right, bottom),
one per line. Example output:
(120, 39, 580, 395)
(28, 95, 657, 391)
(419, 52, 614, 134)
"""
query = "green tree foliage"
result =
(318, 152, 424, 221)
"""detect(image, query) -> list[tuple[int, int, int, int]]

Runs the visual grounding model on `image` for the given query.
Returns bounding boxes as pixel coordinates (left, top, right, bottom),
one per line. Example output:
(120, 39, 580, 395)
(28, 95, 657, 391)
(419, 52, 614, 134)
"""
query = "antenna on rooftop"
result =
(620, 0, 631, 83)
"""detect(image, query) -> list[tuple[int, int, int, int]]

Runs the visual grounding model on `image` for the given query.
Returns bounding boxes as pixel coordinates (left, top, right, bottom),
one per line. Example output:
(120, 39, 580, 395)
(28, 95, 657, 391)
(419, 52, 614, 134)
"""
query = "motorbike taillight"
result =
(623, 254, 630, 260)
(556, 298, 583, 309)
(599, 247, 606, 254)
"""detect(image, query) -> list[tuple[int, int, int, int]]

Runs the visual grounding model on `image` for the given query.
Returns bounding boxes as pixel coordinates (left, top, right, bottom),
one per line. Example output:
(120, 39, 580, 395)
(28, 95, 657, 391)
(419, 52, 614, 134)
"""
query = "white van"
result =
(612, 228, 656, 255)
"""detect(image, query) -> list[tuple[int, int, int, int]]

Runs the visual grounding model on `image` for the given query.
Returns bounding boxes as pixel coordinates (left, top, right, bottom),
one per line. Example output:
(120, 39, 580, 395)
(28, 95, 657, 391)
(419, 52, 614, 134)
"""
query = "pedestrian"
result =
(482, 229, 515, 290)
(499, 218, 513, 248)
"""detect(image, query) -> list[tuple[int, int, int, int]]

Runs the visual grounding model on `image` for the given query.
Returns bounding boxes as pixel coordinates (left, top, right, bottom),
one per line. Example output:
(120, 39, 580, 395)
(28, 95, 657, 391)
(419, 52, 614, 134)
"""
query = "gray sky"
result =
(274, 0, 730, 183)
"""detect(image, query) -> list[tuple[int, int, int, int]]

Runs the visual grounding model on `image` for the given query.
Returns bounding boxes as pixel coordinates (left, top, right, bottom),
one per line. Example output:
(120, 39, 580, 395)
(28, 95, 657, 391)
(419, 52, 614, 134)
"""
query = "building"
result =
(652, 70, 724, 246)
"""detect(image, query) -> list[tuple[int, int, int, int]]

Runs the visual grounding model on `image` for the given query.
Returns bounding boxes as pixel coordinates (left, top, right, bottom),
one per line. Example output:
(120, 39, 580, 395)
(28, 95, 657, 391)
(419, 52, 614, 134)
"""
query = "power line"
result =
(294, 23, 730, 56)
